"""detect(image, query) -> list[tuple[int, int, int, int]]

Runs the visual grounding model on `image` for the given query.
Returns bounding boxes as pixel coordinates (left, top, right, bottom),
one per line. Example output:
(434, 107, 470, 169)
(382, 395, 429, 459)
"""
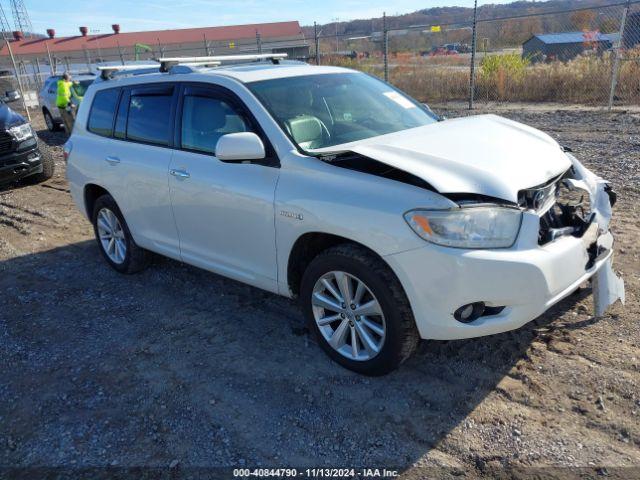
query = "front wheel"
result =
(300, 244, 419, 375)
(43, 109, 60, 132)
(91, 194, 150, 274)
(21, 147, 54, 184)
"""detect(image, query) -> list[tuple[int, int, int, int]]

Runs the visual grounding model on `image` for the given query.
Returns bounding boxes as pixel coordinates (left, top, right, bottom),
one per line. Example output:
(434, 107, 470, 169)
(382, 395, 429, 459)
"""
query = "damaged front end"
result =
(320, 146, 624, 318)
(518, 153, 625, 315)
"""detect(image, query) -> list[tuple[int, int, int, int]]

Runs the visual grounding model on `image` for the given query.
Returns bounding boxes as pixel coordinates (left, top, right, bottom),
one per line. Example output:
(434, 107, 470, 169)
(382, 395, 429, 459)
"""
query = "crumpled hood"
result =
(313, 114, 572, 203)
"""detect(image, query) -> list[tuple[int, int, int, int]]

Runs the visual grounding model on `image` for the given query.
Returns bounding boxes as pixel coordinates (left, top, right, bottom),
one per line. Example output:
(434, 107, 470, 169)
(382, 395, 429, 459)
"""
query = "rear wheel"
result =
(92, 194, 150, 274)
(300, 244, 419, 375)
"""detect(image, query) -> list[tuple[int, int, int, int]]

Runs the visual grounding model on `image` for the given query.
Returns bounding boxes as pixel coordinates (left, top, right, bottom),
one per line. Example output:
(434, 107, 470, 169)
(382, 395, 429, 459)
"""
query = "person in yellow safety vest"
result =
(57, 72, 76, 134)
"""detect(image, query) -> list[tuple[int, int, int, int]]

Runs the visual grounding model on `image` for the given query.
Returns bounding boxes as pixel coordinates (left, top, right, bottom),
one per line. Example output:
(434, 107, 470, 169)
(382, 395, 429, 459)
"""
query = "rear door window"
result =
(87, 88, 120, 137)
(126, 86, 174, 146)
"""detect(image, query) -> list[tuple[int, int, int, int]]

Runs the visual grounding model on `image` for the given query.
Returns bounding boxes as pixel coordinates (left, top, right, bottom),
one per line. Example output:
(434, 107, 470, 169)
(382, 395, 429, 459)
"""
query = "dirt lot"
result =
(1, 106, 639, 478)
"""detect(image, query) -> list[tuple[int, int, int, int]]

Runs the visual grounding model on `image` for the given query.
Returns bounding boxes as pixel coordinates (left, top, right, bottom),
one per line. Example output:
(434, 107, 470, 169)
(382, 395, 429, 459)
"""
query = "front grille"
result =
(0, 131, 13, 153)
(518, 174, 562, 213)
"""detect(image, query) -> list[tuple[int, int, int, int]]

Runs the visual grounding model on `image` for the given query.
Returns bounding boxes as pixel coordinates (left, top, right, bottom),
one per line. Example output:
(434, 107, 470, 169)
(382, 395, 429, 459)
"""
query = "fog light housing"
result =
(454, 302, 485, 323)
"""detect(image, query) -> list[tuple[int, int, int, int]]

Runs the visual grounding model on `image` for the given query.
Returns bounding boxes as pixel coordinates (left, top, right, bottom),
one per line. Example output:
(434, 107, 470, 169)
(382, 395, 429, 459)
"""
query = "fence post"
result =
(469, 0, 478, 110)
(314, 22, 320, 65)
(255, 30, 262, 54)
(34, 57, 42, 89)
(608, 0, 630, 110)
(83, 47, 91, 71)
(116, 40, 125, 65)
(383, 12, 389, 82)
(45, 41, 54, 75)
(203, 34, 212, 55)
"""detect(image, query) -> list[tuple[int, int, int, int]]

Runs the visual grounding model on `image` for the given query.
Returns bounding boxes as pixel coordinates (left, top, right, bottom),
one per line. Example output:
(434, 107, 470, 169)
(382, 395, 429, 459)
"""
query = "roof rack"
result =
(97, 64, 160, 80)
(158, 53, 287, 72)
(96, 53, 289, 80)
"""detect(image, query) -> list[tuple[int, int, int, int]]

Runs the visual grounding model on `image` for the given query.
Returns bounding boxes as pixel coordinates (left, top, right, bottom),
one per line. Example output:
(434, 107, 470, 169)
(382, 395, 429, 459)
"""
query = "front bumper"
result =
(0, 141, 41, 184)
(385, 211, 619, 340)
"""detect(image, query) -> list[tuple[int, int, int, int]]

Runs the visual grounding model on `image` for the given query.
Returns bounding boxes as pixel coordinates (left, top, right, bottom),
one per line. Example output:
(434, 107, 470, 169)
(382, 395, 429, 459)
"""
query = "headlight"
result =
(404, 206, 523, 249)
(8, 123, 34, 142)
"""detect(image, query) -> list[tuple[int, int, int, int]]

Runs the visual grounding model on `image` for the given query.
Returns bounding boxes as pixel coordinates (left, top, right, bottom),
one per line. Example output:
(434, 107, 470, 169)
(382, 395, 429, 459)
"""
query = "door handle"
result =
(105, 156, 121, 165)
(170, 169, 190, 179)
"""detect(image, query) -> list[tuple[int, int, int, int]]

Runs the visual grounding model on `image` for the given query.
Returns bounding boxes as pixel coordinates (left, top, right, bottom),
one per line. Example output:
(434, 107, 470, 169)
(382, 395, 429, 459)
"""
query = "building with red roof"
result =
(0, 21, 309, 70)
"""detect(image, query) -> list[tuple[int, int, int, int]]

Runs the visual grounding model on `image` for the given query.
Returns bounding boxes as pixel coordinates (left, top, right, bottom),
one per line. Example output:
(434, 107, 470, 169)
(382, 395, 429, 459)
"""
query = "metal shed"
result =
(522, 31, 617, 62)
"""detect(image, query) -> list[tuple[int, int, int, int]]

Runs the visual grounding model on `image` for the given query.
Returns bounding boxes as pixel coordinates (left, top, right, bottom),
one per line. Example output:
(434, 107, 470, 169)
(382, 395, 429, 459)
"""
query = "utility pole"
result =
(469, 0, 478, 110)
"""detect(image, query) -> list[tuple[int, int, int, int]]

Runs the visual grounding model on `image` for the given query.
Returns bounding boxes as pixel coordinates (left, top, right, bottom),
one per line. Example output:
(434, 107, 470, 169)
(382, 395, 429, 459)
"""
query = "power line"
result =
(10, 0, 34, 37)
(0, 3, 12, 40)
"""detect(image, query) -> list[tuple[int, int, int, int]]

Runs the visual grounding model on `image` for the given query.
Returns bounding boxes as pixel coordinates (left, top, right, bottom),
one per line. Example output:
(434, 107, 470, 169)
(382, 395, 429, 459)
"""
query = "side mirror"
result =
(215, 132, 265, 163)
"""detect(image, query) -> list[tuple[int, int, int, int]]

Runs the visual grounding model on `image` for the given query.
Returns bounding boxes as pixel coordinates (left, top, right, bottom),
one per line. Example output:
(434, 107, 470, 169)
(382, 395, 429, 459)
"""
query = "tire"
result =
(300, 243, 419, 375)
(91, 194, 151, 274)
(21, 147, 54, 184)
(43, 109, 60, 132)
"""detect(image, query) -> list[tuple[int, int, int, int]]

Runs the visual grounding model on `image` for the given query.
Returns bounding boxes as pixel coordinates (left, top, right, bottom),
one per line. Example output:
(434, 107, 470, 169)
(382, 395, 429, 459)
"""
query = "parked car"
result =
(38, 73, 96, 131)
(430, 46, 458, 56)
(0, 95, 54, 186)
(3, 89, 21, 102)
(65, 59, 624, 375)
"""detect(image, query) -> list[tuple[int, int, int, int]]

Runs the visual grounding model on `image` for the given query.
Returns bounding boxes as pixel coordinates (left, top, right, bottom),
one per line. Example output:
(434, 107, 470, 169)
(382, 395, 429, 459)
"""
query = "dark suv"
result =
(0, 95, 53, 186)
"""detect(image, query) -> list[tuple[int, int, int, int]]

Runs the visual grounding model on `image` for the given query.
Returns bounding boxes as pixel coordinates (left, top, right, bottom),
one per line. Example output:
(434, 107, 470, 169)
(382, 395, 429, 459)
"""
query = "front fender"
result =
(274, 155, 456, 294)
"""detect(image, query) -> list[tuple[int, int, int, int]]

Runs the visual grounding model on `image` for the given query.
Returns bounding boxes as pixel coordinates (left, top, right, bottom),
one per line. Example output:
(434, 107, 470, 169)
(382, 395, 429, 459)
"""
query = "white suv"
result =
(38, 73, 96, 131)
(65, 57, 624, 375)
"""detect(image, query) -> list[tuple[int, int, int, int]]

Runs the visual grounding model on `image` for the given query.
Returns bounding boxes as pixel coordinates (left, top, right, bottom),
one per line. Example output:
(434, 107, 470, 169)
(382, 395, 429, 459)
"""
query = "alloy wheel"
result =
(96, 208, 127, 264)
(311, 271, 386, 361)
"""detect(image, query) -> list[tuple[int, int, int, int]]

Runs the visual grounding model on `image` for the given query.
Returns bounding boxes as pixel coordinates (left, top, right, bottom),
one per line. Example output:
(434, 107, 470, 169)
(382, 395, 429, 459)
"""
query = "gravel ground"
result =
(1, 106, 639, 478)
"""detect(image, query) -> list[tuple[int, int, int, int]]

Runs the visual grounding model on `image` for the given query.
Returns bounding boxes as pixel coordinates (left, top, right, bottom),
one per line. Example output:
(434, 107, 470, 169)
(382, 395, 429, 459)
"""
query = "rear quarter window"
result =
(88, 89, 120, 137)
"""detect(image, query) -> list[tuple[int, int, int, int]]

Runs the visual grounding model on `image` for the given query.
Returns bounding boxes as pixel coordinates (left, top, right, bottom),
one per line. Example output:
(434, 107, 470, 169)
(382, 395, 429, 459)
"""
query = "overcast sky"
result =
(26, 0, 514, 36)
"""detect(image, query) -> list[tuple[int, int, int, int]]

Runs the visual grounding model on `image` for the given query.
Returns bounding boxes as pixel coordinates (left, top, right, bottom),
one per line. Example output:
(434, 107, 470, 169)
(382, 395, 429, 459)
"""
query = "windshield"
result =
(247, 72, 437, 151)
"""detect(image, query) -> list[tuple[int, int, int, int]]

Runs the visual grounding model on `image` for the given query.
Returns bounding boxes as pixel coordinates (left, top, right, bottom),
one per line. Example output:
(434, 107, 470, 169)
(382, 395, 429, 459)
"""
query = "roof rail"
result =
(158, 53, 287, 72)
(97, 64, 160, 80)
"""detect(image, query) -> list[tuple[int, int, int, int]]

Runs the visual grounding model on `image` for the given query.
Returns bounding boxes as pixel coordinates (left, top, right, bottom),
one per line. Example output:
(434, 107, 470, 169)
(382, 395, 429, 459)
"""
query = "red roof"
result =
(0, 21, 304, 56)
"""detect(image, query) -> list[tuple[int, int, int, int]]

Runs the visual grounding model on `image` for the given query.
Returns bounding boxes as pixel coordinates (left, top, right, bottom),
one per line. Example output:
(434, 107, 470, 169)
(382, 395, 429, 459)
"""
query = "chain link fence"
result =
(313, 0, 640, 108)
(0, 1, 638, 116)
